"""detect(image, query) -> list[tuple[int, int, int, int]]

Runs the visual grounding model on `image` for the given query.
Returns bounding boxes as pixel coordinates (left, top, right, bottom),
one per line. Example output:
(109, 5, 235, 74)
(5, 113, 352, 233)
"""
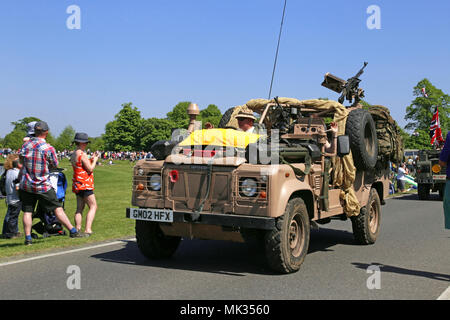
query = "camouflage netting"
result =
(225, 98, 360, 217)
(368, 105, 404, 164)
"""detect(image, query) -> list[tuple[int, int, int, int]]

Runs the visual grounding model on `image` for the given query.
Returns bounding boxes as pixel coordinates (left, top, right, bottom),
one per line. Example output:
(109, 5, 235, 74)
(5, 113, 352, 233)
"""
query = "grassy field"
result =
(0, 159, 136, 259)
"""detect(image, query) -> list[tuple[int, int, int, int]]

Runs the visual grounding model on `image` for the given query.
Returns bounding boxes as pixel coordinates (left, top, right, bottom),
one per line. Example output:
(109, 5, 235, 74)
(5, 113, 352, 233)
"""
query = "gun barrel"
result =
(354, 62, 368, 78)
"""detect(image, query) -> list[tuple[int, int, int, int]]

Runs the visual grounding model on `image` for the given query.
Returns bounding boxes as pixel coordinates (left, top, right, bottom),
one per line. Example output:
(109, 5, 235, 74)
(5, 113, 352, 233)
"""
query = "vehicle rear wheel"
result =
(264, 198, 310, 273)
(345, 109, 378, 170)
(135, 221, 181, 259)
(418, 184, 430, 200)
(351, 188, 381, 245)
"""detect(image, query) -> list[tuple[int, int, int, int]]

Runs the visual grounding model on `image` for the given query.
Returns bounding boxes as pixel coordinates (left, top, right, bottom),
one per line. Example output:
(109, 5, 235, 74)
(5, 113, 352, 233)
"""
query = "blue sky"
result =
(1, 0, 449, 138)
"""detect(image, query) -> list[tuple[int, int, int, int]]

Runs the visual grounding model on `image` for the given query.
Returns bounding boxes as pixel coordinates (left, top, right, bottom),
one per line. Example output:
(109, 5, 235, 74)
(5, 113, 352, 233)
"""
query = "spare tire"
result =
(345, 109, 378, 170)
(150, 140, 178, 160)
(218, 107, 237, 128)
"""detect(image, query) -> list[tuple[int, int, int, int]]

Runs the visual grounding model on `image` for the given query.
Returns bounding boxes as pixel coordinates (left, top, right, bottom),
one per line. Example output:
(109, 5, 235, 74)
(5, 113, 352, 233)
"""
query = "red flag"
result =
(430, 107, 444, 146)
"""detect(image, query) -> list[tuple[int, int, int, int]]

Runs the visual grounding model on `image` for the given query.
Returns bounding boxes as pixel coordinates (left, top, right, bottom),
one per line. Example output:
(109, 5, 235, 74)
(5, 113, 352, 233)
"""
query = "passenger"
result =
(236, 111, 257, 133)
(325, 122, 338, 154)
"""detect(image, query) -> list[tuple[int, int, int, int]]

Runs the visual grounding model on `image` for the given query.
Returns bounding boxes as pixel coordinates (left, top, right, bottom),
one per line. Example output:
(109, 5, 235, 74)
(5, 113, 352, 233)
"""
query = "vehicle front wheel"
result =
(351, 188, 381, 245)
(135, 221, 181, 259)
(264, 198, 310, 273)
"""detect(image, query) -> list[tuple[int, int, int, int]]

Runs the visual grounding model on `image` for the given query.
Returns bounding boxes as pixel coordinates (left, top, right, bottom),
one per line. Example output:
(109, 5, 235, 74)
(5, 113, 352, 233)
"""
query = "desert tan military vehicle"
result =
(126, 69, 392, 273)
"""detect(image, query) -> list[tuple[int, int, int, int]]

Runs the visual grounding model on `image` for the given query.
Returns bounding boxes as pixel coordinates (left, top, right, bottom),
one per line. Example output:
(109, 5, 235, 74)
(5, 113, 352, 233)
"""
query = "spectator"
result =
(439, 131, 450, 229)
(19, 121, 85, 245)
(70, 133, 98, 236)
(1, 154, 22, 239)
(396, 163, 408, 193)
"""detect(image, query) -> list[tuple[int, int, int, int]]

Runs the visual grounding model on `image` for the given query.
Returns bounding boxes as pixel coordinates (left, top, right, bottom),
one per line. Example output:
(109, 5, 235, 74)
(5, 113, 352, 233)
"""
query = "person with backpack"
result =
(19, 121, 85, 245)
(70, 132, 99, 236)
(1, 154, 22, 239)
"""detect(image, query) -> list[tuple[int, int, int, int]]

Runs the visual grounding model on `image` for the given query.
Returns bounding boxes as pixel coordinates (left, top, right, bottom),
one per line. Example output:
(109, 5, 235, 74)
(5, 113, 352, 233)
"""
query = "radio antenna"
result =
(268, 0, 287, 100)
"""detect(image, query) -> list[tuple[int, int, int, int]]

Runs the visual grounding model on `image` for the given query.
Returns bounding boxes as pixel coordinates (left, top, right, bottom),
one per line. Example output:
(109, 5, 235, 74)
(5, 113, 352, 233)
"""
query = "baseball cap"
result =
(34, 121, 49, 132)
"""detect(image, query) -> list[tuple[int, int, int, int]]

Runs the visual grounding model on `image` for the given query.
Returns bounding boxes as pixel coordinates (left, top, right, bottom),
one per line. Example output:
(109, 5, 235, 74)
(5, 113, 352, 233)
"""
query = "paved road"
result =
(0, 193, 449, 300)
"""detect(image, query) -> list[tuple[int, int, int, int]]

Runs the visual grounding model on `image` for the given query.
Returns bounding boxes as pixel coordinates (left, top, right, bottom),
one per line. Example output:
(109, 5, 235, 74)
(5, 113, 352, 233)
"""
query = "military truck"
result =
(416, 149, 446, 200)
(126, 67, 393, 273)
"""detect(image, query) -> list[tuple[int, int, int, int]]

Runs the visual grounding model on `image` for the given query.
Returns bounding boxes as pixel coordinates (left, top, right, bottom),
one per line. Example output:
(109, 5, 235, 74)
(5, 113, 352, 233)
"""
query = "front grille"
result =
(167, 166, 232, 211)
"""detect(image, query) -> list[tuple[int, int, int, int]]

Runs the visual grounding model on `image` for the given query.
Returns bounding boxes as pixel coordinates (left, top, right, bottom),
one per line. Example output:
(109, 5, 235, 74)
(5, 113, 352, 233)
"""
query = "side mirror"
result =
(337, 135, 350, 157)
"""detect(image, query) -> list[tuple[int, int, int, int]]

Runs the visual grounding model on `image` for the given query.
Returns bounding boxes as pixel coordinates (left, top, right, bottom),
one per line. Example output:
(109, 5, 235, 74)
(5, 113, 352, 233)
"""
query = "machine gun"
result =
(321, 62, 368, 105)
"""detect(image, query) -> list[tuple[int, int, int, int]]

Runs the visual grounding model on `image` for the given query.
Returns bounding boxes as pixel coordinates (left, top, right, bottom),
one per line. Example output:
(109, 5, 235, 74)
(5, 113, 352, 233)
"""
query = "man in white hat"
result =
(236, 111, 257, 133)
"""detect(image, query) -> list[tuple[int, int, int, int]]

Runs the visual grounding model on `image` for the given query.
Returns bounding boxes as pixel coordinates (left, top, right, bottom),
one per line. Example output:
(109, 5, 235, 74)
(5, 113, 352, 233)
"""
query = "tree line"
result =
(0, 79, 448, 152)
(0, 102, 222, 152)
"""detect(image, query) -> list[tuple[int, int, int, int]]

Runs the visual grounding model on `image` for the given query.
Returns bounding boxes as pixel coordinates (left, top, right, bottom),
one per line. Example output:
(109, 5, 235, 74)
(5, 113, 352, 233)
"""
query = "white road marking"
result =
(0, 238, 136, 267)
(437, 286, 450, 300)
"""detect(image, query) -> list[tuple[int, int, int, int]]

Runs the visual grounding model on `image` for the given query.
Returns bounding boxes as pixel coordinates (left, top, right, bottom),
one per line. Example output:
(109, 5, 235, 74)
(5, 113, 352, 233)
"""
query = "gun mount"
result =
(322, 62, 368, 105)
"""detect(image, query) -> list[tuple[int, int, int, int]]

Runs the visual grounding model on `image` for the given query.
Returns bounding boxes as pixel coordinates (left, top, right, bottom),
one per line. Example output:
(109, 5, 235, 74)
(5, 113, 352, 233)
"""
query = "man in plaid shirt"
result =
(20, 121, 85, 245)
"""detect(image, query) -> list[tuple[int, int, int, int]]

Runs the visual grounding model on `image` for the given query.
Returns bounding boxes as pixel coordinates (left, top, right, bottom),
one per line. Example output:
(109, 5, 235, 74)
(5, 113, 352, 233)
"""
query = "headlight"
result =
(240, 178, 258, 197)
(148, 174, 162, 191)
(432, 164, 441, 174)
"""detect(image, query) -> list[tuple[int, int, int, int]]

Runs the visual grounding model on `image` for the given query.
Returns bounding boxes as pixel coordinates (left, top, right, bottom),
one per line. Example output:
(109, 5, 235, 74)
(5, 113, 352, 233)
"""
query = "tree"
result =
(198, 104, 222, 128)
(55, 125, 76, 151)
(3, 117, 41, 150)
(405, 79, 449, 148)
(11, 117, 41, 132)
(402, 129, 432, 150)
(2, 130, 25, 151)
(103, 103, 143, 151)
(89, 137, 105, 152)
(140, 118, 175, 151)
(2, 116, 59, 150)
(166, 101, 191, 129)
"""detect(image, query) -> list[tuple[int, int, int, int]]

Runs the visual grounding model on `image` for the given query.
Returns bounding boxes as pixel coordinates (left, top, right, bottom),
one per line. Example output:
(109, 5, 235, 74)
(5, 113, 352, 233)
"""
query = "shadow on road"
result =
(91, 227, 359, 276)
(391, 193, 442, 201)
(91, 239, 274, 276)
(352, 262, 450, 282)
(309, 227, 357, 254)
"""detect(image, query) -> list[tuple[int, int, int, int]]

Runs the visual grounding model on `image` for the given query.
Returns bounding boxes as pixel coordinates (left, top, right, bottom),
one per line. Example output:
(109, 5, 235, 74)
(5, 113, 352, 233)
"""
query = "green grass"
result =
(0, 159, 136, 259)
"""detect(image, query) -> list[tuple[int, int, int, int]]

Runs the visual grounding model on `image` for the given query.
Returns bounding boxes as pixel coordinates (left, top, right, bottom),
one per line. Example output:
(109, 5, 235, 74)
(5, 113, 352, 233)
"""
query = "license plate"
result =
(128, 208, 173, 222)
(433, 175, 446, 180)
